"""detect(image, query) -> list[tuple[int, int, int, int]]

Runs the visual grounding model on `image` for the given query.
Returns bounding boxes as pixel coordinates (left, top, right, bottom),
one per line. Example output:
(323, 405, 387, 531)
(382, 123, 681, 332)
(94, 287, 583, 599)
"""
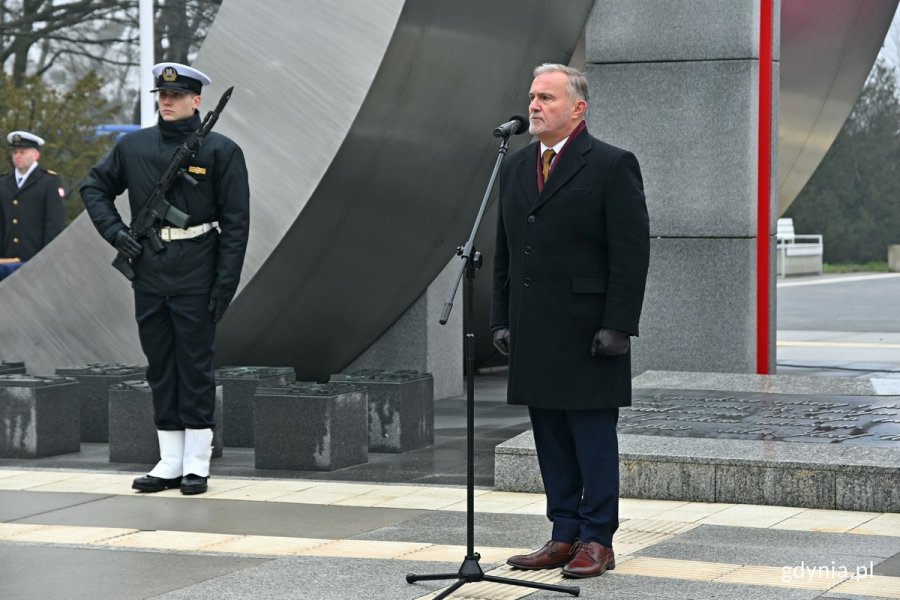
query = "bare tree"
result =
(1, 1, 222, 108)
(155, 0, 221, 64)
(1, 1, 130, 85)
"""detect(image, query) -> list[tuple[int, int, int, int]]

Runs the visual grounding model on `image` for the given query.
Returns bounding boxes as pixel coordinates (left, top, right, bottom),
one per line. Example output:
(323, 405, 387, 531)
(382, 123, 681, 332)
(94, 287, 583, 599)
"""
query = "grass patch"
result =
(823, 262, 889, 273)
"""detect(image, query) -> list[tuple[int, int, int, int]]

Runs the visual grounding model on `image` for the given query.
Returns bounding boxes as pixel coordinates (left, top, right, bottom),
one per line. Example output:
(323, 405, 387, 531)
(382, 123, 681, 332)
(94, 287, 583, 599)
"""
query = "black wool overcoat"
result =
(490, 128, 649, 410)
(0, 168, 66, 261)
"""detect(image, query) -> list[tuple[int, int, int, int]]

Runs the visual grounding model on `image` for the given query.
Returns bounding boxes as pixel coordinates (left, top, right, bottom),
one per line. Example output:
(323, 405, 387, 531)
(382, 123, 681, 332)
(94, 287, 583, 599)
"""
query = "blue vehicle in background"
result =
(95, 124, 140, 140)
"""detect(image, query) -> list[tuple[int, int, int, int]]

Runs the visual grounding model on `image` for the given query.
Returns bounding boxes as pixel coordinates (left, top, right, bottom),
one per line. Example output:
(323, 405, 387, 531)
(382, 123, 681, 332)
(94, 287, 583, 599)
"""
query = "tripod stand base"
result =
(407, 553, 579, 599)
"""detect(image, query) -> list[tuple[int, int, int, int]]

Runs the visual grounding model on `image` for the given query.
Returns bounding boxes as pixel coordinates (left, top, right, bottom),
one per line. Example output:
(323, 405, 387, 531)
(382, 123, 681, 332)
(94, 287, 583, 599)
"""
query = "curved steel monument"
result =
(0, 0, 593, 377)
(0, 0, 895, 377)
(778, 0, 898, 214)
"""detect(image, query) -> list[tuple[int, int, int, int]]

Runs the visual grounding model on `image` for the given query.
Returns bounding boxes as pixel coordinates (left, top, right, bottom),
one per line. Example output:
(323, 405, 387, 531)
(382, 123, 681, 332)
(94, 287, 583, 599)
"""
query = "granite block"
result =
(0, 374, 80, 458)
(215, 366, 296, 447)
(494, 429, 543, 493)
(329, 370, 434, 453)
(714, 465, 775, 504)
(0, 361, 26, 376)
(254, 382, 368, 471)
(108, 380, 223, 464)
(494, 452, 543, 494)
(773, 468, 836, 508)
(835, 471, 900, 513)
(55, 363, 146, 443)
(619, 434, 900, 470)
(632, 238, 757, 375)
(584, 57, 778, 376)
(496, 416, 899, 511)
(586, 60, 758, 238)
(633, 370, 878, 396)
(586, 0, 760, 63)
(621, 458, 716, 502)
(715, 464, 835, 508)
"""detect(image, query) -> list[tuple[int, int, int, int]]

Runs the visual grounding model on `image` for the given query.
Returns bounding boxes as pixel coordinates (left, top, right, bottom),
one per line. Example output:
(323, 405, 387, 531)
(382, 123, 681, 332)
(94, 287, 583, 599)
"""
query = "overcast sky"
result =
(878, 4, 900, 73)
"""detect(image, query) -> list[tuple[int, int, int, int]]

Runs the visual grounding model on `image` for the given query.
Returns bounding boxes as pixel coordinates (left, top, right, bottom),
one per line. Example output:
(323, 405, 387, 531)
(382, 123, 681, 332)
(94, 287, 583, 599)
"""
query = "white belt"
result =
(158, 222, 218, 242)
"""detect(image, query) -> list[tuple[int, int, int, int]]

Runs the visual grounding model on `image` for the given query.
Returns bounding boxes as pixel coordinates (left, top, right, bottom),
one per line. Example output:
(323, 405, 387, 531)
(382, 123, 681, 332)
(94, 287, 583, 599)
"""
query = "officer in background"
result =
(81, 62, 250, 496)
(0, 131, 66, 261)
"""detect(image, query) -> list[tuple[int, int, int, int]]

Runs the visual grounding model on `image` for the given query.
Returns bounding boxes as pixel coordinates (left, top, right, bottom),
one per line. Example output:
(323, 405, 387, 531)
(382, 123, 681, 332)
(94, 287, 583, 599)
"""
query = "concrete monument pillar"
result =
(345, 258, 463, 400)
(584, 0, 779, 374)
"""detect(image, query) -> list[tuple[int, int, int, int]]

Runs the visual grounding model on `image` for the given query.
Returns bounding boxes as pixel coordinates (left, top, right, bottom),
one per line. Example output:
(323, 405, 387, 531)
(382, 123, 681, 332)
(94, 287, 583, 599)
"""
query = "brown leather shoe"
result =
(507, 540, 575, 570)
(561, 541, 615, 578)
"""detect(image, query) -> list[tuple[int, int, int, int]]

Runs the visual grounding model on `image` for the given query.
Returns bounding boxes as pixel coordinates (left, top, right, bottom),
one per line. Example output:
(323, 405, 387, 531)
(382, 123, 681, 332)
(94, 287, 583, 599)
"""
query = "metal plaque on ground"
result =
(621, 388, 900, 447)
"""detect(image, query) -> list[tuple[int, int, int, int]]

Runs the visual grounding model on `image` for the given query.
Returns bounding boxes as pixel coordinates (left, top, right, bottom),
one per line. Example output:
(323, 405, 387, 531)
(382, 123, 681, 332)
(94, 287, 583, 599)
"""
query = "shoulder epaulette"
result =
(43, 168, 59, 176)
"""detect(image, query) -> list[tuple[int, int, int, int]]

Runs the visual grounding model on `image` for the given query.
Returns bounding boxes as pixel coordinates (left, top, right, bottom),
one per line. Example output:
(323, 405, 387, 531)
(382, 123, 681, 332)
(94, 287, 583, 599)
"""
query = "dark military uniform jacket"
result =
(490, 125, 650, 410)
(0, 167, 66, 261)
(80, 112, 250, 301)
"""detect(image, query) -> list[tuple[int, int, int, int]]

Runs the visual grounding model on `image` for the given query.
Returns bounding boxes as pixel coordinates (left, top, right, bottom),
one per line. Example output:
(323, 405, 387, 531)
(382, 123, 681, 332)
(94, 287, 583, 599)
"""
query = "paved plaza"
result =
(1, 272, 899, 599)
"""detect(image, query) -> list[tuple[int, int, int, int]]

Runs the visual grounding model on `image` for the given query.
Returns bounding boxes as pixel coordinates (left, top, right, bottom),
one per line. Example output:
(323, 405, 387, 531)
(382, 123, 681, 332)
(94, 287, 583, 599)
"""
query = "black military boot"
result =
(132, 474, 182, 493)
(180, 474, 208, 495)
(181, 429, 213, 495)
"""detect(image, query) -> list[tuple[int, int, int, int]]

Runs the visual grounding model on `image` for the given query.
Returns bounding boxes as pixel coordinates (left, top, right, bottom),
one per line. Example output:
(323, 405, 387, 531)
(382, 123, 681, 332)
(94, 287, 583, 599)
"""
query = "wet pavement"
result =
(0, 272, 899, 599)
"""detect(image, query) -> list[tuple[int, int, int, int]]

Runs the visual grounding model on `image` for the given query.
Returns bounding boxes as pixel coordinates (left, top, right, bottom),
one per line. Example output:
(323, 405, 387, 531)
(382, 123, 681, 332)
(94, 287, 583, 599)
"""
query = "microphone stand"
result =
(405, 131, 579, 599)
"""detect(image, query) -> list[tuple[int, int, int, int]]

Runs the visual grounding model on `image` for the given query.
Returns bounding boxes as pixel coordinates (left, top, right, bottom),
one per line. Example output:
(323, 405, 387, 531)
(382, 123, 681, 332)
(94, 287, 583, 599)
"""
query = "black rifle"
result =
(112, 86, 234, 280)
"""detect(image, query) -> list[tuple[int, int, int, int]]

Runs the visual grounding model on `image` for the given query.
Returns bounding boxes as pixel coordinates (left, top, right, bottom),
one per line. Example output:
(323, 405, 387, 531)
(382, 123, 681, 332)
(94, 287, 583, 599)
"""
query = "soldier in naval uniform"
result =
(81, 63, 250, 495)
(0, 131, 66, 261)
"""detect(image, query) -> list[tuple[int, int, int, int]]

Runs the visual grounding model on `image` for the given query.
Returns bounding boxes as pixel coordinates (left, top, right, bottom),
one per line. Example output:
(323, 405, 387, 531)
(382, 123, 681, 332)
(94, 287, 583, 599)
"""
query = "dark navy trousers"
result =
(135, 292, 216, 430)
(528, 406, 620, 548)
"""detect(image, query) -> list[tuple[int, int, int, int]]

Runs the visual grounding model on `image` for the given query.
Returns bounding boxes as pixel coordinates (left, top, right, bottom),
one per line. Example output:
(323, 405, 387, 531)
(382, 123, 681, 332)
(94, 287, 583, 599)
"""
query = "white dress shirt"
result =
(15, 161, 39, 188)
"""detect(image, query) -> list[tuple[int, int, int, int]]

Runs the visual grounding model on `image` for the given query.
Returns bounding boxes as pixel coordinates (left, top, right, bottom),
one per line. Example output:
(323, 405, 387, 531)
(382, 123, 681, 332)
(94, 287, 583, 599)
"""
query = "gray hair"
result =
(533, 63, 589, 106)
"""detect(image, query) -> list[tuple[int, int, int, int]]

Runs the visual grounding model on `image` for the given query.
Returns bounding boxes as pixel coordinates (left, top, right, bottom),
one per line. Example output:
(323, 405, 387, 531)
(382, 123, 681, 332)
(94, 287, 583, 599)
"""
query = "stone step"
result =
(495, 371, 900, 512)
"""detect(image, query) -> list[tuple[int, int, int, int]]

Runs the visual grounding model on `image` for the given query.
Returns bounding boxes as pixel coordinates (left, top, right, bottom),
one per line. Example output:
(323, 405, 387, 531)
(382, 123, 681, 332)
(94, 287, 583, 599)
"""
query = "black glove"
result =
(208, 295, 231, 323)
(114, 229, 142, 259)
(591, 328, 630, 356)
(492, 328, 510, 356)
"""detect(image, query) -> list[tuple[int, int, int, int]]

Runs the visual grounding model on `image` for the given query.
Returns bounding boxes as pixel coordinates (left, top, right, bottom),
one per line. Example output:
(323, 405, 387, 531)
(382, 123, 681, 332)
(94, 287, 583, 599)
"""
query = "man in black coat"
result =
(81, 62, 250, 496)
(0, 131, 66, 261)
(491, 64, 649, 578)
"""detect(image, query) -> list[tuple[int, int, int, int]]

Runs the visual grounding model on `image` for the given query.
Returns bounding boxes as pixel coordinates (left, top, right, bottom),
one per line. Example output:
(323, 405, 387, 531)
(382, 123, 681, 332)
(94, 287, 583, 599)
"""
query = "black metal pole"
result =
(464, 259, 476, 559)
(406, 133, 579, 599)
(439, 136, 508, 326)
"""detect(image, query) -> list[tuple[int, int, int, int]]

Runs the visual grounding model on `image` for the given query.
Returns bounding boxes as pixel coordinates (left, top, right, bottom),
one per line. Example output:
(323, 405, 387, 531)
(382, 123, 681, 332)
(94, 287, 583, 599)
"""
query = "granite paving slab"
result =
(0, 490, 108, 522)
(152, 556, 461, 600)
(0, 544, 266, 600)
(10, 493, 426, 539)
(353, 510, 552, 548)
(521, 574, 822, 600)
(634, 525, 900, 571)
(873, 551, 900, 577)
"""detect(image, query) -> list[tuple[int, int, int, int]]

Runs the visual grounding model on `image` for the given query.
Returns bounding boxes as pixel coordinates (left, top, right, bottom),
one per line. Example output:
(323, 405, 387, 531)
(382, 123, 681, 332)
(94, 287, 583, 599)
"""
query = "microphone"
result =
(493, 115, 528, 138)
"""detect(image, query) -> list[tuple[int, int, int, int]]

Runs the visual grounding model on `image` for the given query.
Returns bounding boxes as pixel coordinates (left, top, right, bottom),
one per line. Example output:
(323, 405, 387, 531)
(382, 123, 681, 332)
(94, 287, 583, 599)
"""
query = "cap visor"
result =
(151, 82, 200, 94)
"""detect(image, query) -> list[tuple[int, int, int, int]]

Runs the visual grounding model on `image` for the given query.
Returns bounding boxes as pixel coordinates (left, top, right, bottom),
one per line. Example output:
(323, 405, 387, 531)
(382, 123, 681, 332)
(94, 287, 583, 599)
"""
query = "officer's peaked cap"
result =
(151, 62, 211, 94)
(7, 131, 45, 149)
